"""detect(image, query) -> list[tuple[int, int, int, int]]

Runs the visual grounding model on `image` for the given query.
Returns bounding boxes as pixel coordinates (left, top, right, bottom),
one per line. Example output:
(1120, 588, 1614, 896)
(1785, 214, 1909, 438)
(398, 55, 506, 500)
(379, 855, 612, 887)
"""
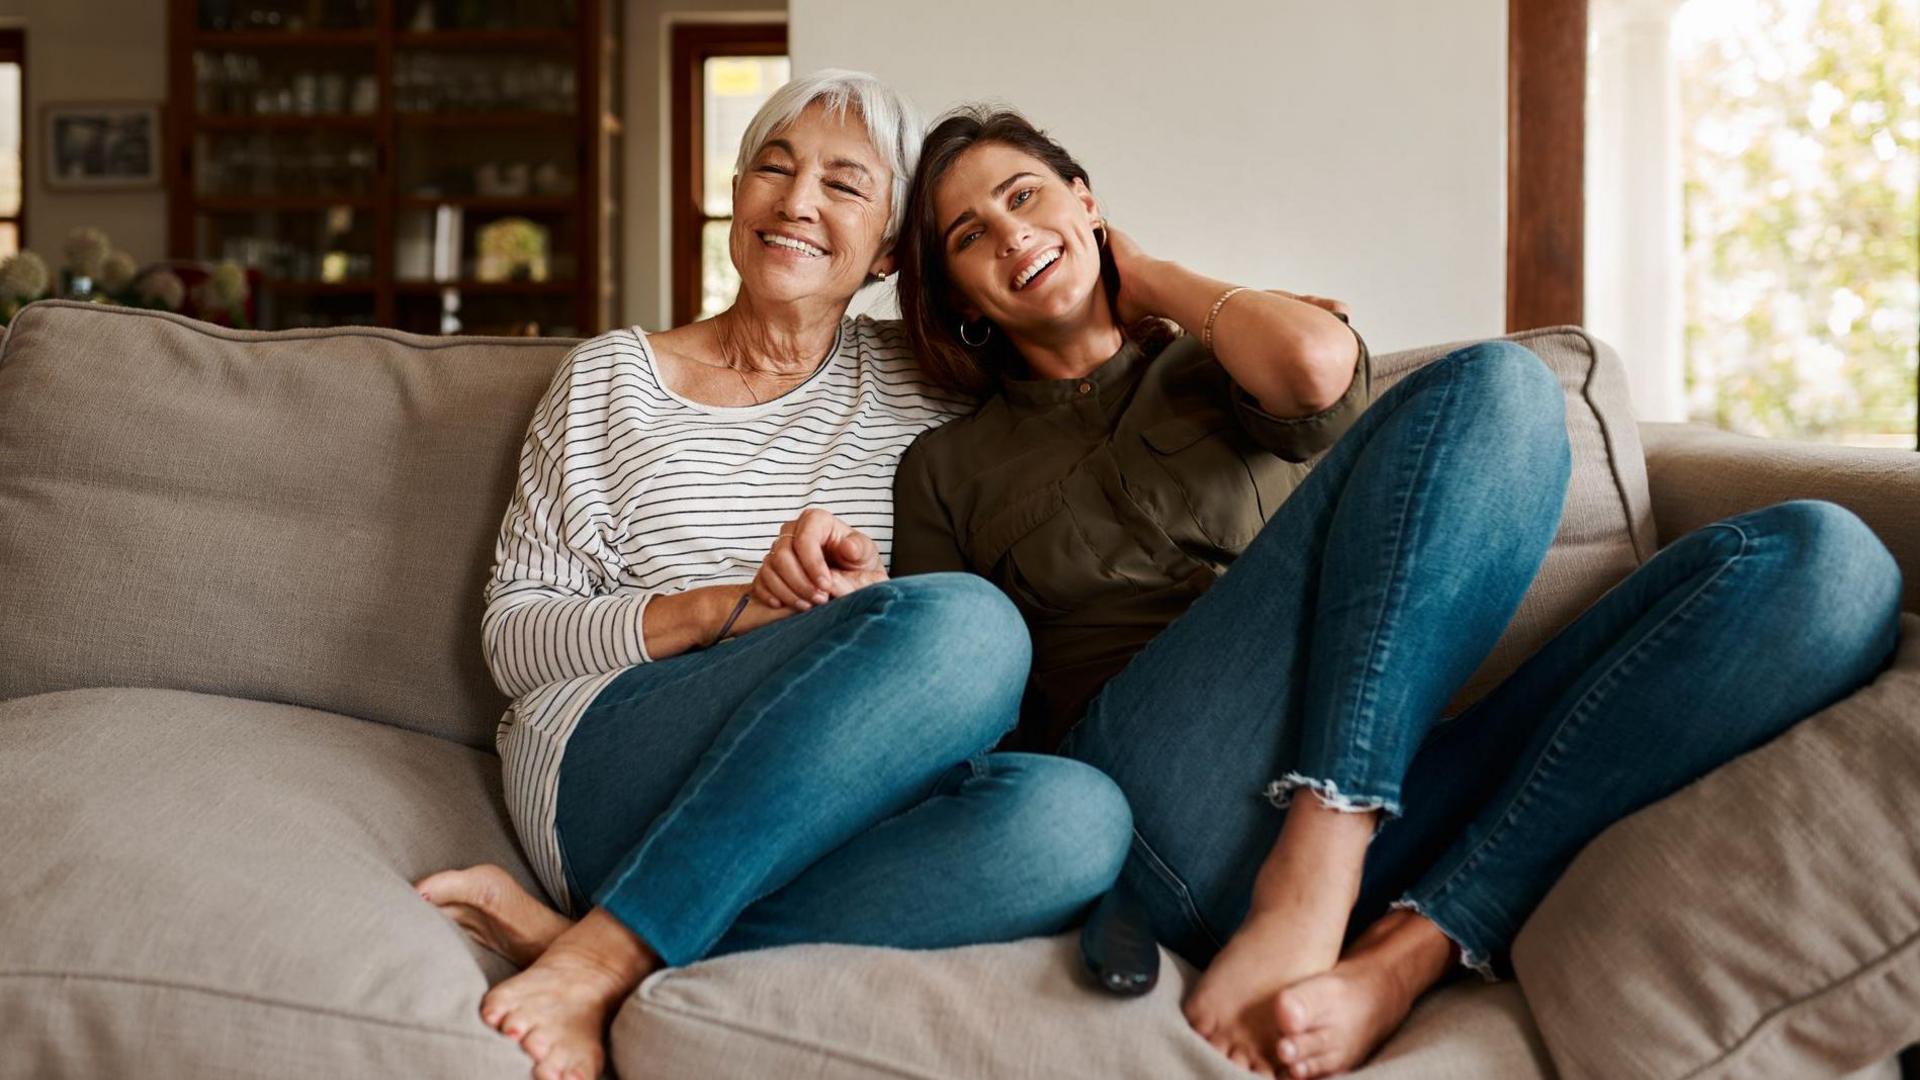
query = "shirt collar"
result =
(999, 336, 1151, 408)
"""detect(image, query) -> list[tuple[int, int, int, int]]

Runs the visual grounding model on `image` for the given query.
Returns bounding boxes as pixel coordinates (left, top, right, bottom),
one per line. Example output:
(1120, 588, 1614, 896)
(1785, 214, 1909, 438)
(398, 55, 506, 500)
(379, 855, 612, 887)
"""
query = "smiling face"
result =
(730, 102, 895, 311)
(932, 141, 1105, 338)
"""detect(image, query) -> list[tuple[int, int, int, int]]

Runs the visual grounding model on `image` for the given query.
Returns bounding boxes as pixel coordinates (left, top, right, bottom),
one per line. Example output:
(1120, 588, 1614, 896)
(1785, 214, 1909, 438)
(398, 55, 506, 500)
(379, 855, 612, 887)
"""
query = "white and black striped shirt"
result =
(487, 316, 973, 908)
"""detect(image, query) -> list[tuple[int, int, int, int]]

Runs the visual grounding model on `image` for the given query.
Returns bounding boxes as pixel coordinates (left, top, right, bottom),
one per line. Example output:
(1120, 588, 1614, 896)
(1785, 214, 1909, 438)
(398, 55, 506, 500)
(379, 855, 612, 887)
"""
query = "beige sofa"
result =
(1, 299, 1915, 1080)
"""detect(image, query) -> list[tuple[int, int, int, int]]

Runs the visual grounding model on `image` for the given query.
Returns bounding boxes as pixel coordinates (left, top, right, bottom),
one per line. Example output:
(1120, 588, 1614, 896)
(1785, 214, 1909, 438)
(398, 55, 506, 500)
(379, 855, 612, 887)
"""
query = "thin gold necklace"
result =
(697, 322, 827, 405)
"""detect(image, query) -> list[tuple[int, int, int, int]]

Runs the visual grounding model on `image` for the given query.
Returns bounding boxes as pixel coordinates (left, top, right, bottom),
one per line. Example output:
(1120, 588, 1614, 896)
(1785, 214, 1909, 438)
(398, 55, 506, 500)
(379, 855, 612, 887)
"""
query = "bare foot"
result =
(415, 864, 574, 968)
(481, 908, 659, 1080)
(1183, 801, 1376, 1075)
(1270, 909, 1456, 1078)
(1185, 907, 1346, 1076)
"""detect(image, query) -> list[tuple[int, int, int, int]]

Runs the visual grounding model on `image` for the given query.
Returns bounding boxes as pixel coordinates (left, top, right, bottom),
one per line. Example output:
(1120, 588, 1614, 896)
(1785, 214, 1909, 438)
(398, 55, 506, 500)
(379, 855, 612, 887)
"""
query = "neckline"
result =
(629, 320, 848, 417)
(999, 336, 1151, 407)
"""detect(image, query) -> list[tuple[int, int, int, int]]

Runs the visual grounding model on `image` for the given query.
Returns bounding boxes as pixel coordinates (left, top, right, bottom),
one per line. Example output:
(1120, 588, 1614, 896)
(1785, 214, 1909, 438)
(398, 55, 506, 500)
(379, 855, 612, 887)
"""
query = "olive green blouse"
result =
(892, 321, 1374, 749)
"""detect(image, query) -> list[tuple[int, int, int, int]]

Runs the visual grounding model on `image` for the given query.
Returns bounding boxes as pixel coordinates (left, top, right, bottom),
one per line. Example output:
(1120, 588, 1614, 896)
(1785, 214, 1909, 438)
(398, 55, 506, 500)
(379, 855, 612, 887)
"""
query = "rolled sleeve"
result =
(1231, 321, 1373, 462)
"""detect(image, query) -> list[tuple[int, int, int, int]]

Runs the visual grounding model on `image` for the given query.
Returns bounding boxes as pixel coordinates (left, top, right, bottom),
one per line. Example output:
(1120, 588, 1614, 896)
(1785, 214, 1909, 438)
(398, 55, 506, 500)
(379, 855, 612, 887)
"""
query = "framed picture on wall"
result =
(42, 103, 162, 191)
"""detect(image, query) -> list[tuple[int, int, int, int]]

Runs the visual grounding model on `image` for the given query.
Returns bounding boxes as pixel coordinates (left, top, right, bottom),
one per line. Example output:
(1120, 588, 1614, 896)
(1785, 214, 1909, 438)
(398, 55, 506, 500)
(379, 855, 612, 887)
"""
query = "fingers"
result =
(758, 540, 825, 610)
(790, 509, 840, 592)
(832, 530, 879, 571)
(824, 567, 888, 598)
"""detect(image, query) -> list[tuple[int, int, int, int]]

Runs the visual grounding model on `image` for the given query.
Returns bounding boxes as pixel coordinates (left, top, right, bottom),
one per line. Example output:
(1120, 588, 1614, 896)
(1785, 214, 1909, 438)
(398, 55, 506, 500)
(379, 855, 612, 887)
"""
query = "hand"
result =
(1268, 288, 1352, 320)
(750, 509, 889, 612)
(1103, 224, 1164, 327)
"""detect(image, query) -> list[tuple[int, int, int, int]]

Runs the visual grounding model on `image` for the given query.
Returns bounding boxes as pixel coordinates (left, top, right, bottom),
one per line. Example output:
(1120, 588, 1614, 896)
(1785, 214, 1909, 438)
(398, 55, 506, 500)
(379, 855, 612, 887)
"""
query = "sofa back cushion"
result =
(1372, 327, 1657, 713)
(0, 301, 566, 747)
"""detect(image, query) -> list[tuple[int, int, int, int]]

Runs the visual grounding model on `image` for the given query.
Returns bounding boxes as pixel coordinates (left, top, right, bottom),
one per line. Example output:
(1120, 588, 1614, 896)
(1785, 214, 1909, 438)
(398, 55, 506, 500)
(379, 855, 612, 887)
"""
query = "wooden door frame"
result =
(1507, 0, 1587, 333)
(669, 22, 786, 327)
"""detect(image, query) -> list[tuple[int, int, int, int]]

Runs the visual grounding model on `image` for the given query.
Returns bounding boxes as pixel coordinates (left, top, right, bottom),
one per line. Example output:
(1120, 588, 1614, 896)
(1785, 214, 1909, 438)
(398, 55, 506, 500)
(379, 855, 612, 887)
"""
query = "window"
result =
(1586, 0, 1918, 449)
(0, 29, 23, 257)
(670, 24, 787, 326)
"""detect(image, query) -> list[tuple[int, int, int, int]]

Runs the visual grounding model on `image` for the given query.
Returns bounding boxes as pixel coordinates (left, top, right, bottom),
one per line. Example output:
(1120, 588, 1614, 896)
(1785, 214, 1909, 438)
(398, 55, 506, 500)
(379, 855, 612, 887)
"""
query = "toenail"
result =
(1279, 1039, 1296, 1060)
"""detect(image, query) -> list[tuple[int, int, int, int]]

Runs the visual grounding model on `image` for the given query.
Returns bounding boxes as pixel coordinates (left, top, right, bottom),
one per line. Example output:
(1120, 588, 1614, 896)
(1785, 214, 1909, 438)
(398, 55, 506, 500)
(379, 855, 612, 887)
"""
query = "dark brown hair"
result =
(897, 106, 1112, 396)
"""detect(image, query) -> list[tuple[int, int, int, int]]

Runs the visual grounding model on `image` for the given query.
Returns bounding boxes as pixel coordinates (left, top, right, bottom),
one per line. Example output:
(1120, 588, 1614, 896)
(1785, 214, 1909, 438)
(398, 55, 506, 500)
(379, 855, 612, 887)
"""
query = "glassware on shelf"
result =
(393, 52, 574, 113)
(194, 52, 377, 117)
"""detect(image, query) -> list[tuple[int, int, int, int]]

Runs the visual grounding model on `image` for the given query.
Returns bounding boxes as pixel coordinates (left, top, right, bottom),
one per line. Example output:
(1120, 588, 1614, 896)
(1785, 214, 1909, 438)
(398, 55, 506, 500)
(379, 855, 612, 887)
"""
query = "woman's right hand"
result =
(749, 509, 889, 613)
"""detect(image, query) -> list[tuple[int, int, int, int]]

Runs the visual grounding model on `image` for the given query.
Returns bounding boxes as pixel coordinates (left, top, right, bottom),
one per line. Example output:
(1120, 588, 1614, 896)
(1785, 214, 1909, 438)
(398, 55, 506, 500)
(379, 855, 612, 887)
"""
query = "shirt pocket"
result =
(1139, 413, 1269, 551)
(965, 481, 1095, 619)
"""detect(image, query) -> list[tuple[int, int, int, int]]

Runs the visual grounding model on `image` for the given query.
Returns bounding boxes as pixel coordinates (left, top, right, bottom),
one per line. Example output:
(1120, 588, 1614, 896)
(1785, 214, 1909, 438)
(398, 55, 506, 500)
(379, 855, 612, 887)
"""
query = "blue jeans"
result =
(553, 572, 1132, 967)
(1062, 341, 1904, 976)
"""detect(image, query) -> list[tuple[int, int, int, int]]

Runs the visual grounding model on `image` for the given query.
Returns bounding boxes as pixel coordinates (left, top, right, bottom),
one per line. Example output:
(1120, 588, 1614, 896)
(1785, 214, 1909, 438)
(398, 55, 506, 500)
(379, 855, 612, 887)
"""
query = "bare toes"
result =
(1291, 1052, 1339, 1078)
(1277, 1029, 1330, 1064)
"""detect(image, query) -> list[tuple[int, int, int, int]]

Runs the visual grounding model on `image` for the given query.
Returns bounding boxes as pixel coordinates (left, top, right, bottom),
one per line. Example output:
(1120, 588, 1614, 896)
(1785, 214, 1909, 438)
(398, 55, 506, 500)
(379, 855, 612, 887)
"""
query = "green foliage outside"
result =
(1677, 0, 1918, 447)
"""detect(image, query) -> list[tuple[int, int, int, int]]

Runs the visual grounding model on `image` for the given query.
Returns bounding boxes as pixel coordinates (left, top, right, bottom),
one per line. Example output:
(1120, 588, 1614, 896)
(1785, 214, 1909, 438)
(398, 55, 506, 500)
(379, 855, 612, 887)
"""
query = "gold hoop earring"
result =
(959, 318, 992, 348)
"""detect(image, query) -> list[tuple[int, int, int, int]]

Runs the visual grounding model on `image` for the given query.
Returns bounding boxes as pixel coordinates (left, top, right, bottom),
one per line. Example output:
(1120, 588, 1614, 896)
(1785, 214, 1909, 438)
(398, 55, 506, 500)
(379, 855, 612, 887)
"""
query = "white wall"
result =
(0, 0, 167, 263)
(622, 0, 786, 330)
(791, 0, 1508, 353)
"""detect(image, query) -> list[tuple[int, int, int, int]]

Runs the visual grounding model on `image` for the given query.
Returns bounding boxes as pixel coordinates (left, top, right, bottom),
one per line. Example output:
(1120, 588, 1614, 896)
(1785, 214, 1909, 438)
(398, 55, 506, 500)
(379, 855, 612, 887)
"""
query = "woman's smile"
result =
(1011, 246, 1063, 291)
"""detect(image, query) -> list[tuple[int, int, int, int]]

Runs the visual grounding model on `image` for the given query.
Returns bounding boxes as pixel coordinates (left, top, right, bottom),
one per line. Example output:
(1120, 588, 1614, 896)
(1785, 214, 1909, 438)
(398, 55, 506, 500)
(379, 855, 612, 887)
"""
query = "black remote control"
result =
(1079, 887, 1160, 996)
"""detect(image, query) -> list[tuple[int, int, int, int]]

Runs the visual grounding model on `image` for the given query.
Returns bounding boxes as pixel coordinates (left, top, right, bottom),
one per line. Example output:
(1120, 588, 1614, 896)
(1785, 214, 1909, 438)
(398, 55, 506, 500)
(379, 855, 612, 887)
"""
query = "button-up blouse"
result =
(892, 321, 1374, 748)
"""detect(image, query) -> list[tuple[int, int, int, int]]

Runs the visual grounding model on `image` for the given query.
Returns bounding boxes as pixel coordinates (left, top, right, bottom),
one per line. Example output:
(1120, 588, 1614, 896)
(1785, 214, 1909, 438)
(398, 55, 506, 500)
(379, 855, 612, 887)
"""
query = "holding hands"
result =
(751, 508, 888, 613)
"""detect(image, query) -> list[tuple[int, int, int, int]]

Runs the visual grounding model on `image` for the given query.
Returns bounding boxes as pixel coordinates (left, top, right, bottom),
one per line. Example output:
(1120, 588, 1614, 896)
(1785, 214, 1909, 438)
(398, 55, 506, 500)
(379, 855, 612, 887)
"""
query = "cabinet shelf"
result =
(191, 30, 379, 48)
(168, 0, 616, 335)
(394, 29, 577, 49)
(194, 114, 380, 131)
(395, 280, 577, 295)
(197, 196, 378, 211)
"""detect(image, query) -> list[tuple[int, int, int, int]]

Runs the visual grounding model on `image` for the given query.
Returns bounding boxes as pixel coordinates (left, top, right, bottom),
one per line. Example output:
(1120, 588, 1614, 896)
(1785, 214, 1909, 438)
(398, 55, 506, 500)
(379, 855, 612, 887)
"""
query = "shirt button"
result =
(1077, 382, 1092, 395)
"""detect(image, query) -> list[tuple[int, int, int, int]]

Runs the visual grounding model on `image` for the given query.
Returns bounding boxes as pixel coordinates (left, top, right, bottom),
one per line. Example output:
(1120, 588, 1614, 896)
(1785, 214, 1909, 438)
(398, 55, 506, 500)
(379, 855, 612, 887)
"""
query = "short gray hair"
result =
(733, 69, 922, 242)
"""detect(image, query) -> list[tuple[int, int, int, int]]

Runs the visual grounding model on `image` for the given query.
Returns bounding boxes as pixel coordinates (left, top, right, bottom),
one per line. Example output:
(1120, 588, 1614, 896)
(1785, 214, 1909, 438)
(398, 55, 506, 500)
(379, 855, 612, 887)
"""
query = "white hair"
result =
(732, 68, 922, 242)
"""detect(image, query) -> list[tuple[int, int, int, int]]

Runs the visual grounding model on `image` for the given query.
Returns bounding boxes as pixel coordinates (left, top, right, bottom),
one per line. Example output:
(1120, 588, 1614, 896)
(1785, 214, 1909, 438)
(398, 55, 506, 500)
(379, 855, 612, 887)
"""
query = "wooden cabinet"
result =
(166, 0, 618, 335)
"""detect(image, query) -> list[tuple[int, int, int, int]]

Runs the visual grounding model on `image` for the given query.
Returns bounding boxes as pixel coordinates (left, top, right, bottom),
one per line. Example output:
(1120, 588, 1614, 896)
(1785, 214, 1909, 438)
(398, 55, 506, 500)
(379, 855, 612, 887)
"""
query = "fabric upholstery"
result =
(0, 300, 570, 748)
(1513, 613, 1920, 1080)
(1640, 420, 1920, 613)
(0, 688, 541, 1079)
(1372, 326, 1655, 713)
(613, 932, 1555, 1079)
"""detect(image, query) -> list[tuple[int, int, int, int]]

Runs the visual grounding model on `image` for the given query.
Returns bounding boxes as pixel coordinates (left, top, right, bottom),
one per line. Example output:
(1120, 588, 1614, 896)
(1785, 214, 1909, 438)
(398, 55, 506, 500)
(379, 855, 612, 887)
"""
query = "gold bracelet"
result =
(1201, 286, 1248, 352)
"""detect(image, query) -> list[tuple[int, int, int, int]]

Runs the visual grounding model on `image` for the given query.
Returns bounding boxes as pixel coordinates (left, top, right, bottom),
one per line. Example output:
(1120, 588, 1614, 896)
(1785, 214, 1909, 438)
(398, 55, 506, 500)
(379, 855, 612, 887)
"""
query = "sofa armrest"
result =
(1639, 421, 1920, 612)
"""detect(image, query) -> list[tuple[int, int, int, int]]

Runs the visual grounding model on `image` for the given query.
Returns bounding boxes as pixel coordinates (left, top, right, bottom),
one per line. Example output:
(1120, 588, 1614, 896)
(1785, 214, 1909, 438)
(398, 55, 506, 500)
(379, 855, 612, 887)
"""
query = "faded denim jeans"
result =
(1062, 341, 1904, 976)
(554, 572, 1132, 967)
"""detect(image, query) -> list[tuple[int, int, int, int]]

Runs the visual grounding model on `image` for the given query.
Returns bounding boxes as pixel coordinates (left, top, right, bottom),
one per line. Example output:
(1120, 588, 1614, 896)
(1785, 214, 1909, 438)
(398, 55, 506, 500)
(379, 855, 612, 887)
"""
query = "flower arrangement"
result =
(0, 227, 248, 328)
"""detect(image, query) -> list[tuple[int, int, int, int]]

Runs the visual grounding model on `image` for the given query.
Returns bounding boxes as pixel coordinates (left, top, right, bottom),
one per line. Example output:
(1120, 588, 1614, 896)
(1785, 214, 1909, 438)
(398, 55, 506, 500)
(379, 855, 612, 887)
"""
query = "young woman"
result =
(414, 81, 1131, 1080)
(891, 107, 1904, 1079)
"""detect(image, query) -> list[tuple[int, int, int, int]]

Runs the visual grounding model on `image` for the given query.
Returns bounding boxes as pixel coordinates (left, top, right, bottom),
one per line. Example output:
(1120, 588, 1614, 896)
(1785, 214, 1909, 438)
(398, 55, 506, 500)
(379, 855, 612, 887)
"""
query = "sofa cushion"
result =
(1513, 613, 1920, 1079)
(0, 301, 570, 748)
(1372, 326, 1656, 714)
(614, 932, 1556, 1079)
(0, 687, 542, 1079)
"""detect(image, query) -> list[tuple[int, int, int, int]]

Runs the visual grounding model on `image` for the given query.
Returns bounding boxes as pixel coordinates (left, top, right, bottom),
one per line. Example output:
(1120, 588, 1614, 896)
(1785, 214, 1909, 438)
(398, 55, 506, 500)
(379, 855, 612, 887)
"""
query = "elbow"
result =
(1289, 334, 1358, 414)
(1267, 336, 1359, 417)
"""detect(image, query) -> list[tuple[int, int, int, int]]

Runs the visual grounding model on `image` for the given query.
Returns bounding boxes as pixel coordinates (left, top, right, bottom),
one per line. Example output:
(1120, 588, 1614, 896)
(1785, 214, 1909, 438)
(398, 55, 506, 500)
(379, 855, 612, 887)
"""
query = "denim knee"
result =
(1441, 340, 1566, 423)
(1739, 499, 1903, 659)
(990, 754, 1133, 903)
(852, 573, 1032, 740)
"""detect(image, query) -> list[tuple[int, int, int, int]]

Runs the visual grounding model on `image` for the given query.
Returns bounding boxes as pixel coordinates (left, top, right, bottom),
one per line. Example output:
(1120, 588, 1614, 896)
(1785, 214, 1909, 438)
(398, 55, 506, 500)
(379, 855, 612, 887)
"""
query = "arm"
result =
(890, 437, 968, 577)
(481, 368, 786, 697)
(1107, 227, 1359, 418)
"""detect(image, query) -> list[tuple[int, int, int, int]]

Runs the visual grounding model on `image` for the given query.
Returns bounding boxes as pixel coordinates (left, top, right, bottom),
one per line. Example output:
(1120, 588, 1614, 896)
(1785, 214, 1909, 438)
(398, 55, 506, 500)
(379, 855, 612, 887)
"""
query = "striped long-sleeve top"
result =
(486, 315, 974, 908)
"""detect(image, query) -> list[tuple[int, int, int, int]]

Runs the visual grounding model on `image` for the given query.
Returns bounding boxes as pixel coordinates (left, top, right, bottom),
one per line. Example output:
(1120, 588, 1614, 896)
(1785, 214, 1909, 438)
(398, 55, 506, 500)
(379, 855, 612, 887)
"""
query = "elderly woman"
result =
(412, 73, 1132, 1080)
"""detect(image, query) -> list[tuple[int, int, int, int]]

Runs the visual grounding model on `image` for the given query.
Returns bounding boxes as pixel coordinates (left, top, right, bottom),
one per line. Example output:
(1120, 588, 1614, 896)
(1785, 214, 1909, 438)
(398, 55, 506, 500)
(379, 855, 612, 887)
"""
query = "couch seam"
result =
(631, 992, 948, 1080)
(0, 970, 517, 1047)
(1668, 920, 1920, 1080)
(1512, 325, 1652, 566)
